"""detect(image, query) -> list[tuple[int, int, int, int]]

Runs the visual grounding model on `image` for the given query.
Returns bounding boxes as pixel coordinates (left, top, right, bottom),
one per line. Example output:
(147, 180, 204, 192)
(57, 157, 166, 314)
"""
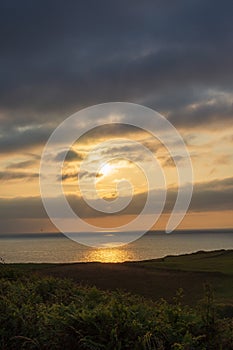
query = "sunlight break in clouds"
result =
(39, 102, 193, 247)
(0, 0, 233, 234)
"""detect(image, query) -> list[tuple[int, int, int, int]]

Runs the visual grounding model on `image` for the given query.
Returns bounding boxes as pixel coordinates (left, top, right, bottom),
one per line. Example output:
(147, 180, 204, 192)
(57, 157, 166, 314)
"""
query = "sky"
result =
(0, 0, 233, 234)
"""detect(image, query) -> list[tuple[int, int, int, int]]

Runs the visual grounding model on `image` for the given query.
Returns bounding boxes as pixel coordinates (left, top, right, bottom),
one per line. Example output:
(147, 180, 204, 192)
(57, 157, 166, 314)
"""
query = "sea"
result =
(0, 229, 232, 263)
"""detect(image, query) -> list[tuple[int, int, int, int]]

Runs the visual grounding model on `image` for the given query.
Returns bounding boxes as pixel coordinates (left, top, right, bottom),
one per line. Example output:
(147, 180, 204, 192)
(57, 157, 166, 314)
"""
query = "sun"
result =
(100, 163, 114, 176)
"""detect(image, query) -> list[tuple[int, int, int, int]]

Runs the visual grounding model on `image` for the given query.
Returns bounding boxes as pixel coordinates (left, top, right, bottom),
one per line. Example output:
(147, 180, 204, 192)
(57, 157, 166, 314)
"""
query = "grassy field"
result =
(8, 249, 233, 305)
(126, 249, 233, 304)
(1, 250, 233, 349)
(136, 249, 233, 275)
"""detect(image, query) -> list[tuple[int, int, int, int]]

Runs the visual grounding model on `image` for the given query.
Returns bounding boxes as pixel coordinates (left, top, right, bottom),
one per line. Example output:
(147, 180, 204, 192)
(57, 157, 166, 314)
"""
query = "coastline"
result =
(4, 249, 233, 305)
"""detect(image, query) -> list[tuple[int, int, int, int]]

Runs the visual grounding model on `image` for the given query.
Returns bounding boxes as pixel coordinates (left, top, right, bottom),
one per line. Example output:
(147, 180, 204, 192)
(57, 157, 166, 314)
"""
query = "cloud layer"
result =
(1, 0, 233, 130)
(1, 177, 232, 221)
(0, 1, 232, 232)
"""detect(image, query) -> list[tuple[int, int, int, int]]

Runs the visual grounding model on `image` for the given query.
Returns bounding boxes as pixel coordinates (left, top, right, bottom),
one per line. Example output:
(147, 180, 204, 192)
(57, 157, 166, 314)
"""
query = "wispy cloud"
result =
(0, 171, 38, 181)
(1, 177, 232, 221)
(6, 159, 37, 169)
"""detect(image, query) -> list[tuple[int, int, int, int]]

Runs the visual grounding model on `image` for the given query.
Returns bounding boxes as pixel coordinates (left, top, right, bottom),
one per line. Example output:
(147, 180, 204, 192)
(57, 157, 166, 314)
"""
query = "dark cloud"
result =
(0, 171, 38, 181)
(162, 155, 186, 168)
(167, 93, 233, 127)
(60, 172, 77, 182)
(0, 124, 53, 153)
(194, 177, 233, 192)
(0, 196, 46, 219)
(55, 149, 84, 162)
(99, 144, 154, 162)
(59, 170, 102, 182)
(78, 171, 102, 180)
(189, 177, 233, 212)
(6, 159, 37, 169)
(0, 0, 233, 132)
(0, 177, 232, 223)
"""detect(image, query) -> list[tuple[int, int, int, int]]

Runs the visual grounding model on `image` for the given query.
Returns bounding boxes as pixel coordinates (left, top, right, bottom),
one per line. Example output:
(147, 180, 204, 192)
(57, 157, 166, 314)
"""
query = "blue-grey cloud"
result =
(0, 176, 232, 223)
(0, 124, 53, 153)
(0, 171, 38, 181)
(54, 149, 84, 162)
(6, 159, 37, 169)
(0, 0, 232, 133)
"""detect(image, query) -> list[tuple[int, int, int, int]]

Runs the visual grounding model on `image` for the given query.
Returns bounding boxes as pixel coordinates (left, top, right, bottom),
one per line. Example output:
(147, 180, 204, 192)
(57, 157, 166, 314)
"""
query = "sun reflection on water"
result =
(85, 246, 136, 263)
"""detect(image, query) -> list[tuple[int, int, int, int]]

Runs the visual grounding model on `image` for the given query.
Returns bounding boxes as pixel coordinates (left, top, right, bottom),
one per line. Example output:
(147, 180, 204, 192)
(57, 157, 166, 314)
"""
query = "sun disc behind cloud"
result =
(100, 163, 114, 177)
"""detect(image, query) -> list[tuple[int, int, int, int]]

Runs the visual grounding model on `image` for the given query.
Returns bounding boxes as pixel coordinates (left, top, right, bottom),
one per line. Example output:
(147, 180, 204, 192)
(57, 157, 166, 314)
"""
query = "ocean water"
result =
(0, 230, 232, 263)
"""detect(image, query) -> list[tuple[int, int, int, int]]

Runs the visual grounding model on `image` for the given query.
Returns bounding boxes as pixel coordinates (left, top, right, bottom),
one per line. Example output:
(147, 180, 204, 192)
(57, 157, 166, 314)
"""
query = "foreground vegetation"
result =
(0, 264, 233, 349)
(12, 249, 232, 305)
(127, 249, 233, 304)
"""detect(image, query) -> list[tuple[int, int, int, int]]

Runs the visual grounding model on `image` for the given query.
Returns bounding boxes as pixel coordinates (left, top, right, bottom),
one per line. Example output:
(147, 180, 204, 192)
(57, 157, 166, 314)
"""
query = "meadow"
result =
(1, 250, 233, 349)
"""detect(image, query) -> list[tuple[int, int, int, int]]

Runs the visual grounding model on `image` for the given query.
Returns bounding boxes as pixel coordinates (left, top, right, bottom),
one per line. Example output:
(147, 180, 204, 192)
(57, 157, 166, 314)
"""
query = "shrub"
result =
(0, 272, 232, 349)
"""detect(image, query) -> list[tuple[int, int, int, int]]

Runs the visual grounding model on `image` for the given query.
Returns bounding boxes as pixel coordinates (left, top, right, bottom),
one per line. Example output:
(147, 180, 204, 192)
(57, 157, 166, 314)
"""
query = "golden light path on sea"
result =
(83, 247, 137, 263)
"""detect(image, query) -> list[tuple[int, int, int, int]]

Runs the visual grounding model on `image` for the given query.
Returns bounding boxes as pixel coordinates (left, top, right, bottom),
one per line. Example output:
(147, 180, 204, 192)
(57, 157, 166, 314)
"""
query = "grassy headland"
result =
(11, 249, 233, 305)
(1, 250, 233, 349)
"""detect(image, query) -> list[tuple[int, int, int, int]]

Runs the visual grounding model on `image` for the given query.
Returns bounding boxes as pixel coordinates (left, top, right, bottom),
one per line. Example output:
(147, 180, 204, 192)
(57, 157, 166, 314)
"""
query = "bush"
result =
(0, 271, 232, 349)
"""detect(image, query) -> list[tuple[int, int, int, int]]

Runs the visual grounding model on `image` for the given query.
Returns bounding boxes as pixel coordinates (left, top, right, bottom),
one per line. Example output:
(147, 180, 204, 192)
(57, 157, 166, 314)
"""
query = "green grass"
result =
(3, 250, 233, 305)
(135, 250, 233, 275)
(127, 250, 233, 305)
(0, 264, 233, 350)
